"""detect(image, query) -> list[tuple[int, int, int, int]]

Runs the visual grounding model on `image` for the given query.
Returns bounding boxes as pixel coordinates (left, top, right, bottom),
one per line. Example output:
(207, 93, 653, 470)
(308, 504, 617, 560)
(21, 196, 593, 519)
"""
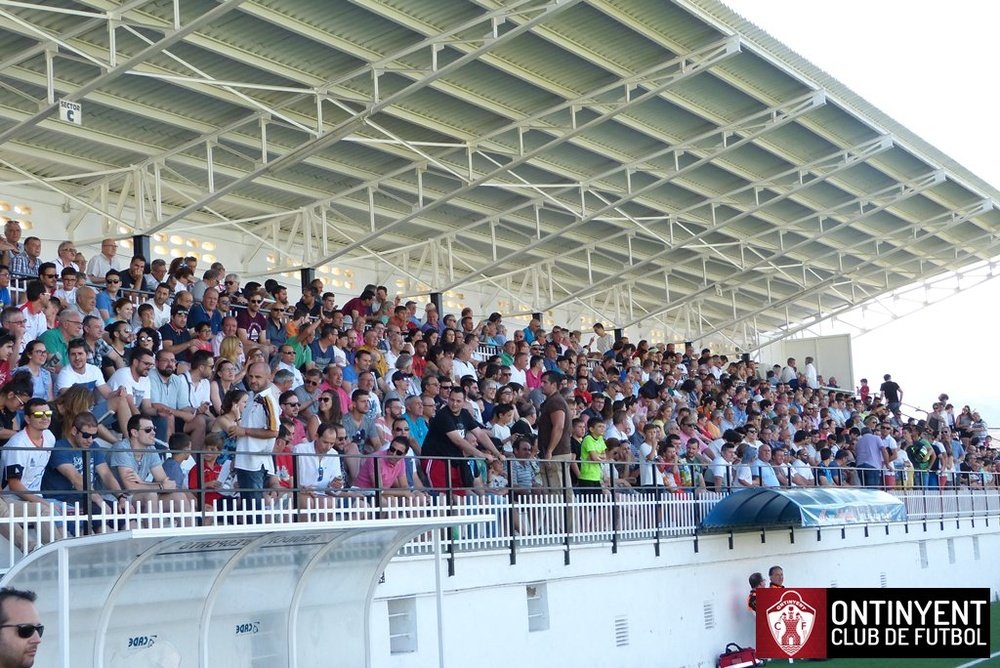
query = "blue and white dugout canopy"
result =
(698, 487, 907, 533)
(1, 1, 1000, 346)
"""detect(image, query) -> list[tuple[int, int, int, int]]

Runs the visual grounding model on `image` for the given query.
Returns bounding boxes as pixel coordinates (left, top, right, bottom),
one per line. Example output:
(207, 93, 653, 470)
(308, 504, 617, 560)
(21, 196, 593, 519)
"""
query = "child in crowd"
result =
(162, 433, 198, 523)
(490, 403, 514, 453)
(188, 432, 237, 525)
(54, 267, 77, 306)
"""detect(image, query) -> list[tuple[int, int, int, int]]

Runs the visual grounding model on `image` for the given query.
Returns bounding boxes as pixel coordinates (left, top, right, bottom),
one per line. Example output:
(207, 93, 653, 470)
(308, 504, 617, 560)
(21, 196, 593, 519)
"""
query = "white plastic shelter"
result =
(0, 518, 463, 668)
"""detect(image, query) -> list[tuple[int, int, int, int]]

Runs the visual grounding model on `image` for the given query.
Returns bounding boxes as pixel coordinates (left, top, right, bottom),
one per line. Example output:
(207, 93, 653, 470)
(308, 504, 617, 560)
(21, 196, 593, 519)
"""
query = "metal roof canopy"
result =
(1, 0, 1000, 349)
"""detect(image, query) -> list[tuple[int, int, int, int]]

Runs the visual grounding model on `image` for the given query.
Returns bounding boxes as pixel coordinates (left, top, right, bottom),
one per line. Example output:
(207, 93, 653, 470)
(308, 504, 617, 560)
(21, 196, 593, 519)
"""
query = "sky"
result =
(721, 1, 1000, 424)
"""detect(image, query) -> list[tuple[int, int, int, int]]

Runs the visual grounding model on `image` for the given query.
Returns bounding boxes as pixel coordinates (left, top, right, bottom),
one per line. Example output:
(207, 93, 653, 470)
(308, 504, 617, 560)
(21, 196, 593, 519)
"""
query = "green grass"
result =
(810, 602, 1000, 668)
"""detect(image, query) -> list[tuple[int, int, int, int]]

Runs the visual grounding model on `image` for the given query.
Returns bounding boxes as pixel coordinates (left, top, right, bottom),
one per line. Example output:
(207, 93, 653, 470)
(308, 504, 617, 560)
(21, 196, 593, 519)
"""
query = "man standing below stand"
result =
(232, 362, 280, 513)
(768, 565, 784, 588)
(538, 371, 573, 526)
(0, 587, 43, 667)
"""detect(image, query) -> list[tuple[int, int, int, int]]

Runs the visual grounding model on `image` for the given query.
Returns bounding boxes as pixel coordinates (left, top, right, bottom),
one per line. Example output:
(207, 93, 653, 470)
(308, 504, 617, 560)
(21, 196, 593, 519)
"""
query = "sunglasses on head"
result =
(0, 624, 43, 639)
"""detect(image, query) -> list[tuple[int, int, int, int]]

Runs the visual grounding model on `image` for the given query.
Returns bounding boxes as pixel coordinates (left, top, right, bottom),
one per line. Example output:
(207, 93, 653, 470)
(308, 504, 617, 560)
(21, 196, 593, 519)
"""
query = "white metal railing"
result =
(4, 487, 998, 573)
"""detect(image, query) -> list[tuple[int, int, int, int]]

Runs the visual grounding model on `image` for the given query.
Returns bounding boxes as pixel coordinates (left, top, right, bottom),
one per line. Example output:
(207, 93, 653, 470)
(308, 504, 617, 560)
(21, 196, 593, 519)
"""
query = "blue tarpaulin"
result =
(698, 488, 907, 533)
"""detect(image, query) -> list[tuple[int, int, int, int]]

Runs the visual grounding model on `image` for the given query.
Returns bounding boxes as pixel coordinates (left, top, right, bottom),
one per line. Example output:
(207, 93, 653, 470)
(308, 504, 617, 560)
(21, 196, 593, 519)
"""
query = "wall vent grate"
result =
(703, 601, 715, 630)
(614, 616, 629, 647)
(919, 541, 929, 569)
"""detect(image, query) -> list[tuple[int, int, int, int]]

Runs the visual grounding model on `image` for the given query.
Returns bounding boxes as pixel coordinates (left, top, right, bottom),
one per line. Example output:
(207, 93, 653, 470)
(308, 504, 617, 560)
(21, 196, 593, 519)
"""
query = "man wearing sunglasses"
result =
(236, 289, 273, 357)
(109, 415, 188, 516)
(354, 435, 425, 502)
(41, 412, 130, 519)
(1, 398, 64, 541)
(0, 587, 42, 667)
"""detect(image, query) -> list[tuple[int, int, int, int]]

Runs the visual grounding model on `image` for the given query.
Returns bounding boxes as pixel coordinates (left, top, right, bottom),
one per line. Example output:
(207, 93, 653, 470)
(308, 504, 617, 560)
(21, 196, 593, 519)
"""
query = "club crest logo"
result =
(765, 590, 817, 657)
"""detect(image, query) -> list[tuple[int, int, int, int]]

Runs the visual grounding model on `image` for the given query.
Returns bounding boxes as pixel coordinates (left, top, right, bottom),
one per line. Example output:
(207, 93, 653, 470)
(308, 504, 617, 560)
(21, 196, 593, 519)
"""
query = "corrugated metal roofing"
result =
(1, 0, 998, 347)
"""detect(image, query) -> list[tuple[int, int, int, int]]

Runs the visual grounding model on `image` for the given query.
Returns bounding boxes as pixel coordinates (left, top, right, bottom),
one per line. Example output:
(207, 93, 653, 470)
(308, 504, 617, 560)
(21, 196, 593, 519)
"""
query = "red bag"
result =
(717, 642, 762, 668)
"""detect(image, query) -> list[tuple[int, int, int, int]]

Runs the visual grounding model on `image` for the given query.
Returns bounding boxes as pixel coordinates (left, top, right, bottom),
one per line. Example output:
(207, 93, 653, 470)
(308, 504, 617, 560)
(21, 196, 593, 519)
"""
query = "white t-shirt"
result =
(2, 429, 55, 496)
(508, 366, 527, 387)
(56, 363, 106, 394)
(144, 299, 170, 328)
(292, 442, 344, 492)
(107, 367, 152, 407)
(491, 423, 512, 452)
(790, 459, 812, 486)
(451, 358, 478, 383)
(20, 305, 46, 352)
(639, 441, 664, 486)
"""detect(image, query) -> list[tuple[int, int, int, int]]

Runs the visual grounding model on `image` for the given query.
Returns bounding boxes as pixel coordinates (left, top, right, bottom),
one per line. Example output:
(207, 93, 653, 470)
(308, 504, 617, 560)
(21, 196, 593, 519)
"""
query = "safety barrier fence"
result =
(2, 446, 1000, 573)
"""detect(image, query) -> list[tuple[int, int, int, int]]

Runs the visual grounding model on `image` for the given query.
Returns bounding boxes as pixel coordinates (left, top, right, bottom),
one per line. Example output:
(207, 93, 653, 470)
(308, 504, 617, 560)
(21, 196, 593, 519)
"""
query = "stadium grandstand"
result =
(4, 2, 1000, 666)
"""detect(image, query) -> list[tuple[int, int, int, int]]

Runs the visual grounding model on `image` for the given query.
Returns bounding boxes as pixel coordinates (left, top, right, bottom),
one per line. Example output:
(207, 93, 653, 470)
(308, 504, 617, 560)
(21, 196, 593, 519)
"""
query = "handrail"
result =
(0, 444, 996, 565)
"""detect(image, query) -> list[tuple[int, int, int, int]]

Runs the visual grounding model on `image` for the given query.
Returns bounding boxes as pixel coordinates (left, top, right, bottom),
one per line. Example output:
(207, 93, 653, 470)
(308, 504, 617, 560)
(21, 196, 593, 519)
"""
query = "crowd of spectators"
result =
(0, 217, 994, 546)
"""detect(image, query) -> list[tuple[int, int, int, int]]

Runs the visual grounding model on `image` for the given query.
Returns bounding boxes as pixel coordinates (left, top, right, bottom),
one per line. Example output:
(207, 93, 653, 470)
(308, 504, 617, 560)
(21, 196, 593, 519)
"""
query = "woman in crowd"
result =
(217, 335, 244, 370)
(109, 297, 133, 326)
(136, 326, 160, 354)
(209, 358, 240, 415)
(16, 339, 52, 401)
(308, 390, 342, 442)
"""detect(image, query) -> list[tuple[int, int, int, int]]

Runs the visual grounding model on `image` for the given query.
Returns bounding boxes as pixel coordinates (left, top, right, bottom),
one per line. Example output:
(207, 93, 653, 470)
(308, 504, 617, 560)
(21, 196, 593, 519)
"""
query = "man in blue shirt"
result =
(42, 412, 128, 517)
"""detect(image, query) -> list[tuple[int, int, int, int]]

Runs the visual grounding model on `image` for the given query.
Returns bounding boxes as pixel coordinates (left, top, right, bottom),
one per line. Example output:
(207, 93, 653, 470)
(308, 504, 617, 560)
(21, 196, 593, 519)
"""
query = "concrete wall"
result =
(372, 519, 1000, 668)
